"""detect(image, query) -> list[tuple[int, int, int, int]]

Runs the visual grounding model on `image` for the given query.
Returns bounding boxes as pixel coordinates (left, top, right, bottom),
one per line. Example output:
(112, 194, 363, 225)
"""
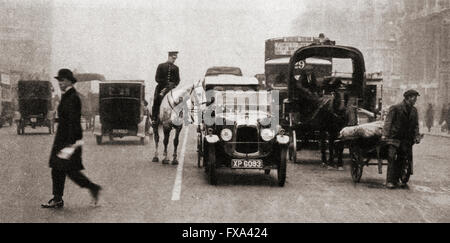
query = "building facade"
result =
(395, 0, 450, 121)
(0, 0, 53, 83)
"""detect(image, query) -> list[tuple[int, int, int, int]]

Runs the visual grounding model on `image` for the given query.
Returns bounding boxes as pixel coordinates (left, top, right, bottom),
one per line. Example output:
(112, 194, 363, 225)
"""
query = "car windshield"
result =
(18, 82, 51, 99)
(100, 83, 142, 99)
(205, 67, 242, 76)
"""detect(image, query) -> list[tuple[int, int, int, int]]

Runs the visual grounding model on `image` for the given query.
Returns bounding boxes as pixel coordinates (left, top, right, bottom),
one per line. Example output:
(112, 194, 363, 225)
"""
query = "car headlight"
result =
(261, 128, 275, 141)
(220, 128, 233, 141)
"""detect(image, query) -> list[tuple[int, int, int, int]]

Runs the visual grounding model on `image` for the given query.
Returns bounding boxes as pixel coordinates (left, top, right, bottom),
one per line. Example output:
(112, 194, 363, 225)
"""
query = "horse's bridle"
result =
(167, 86, 196, 122)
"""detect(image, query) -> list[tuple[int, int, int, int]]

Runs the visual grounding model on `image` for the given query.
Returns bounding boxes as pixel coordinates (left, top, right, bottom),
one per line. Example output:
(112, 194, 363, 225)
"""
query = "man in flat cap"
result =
(42, 68, 102, 208)
(151, 51, 180, 123)
(382, 89, 421, 189)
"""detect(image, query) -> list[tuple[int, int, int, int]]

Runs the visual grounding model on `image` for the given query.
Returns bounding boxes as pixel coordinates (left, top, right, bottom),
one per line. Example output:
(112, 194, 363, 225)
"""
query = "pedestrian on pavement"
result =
(382, 89, 422, 189)
(151, 51, 180, 123)
(439, 103, 450, 134)
(425, 103, 434, 132)
(41, 68, 102, 209)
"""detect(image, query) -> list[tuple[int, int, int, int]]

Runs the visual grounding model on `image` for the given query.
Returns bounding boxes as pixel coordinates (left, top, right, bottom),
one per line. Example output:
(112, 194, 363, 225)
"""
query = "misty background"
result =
(51, 0, 307, 92)
(2, 0, 449, 113)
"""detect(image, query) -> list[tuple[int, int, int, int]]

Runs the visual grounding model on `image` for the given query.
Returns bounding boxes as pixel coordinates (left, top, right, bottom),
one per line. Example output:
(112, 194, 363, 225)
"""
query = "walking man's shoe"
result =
(41, 198, 64, 209)
(386, 182, 396, 189)
(89, 185, 102, 205)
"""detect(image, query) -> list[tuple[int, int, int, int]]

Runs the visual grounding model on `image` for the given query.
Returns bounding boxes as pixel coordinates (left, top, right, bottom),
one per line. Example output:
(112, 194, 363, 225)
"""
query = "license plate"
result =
(30, 118, 37, 122)
(112, 129, 128, 134)
(231, 159, 263, 169)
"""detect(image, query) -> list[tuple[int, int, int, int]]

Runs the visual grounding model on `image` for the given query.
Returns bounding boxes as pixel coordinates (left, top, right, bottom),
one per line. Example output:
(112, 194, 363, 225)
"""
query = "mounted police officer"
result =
(151, 51, 180, 123)
(382, 89, 421, 189)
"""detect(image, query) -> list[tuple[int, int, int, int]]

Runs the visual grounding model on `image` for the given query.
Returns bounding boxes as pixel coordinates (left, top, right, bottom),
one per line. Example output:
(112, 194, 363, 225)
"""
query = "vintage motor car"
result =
(93, 80, 148, 145)
(16, 80, 56, 134)
(197, 75, 290, 186)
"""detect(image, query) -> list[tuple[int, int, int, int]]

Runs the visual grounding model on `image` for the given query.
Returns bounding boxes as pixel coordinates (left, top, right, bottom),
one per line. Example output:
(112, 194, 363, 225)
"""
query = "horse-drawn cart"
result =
(283, 43, 368, 165)
(341, 133, 412, 184)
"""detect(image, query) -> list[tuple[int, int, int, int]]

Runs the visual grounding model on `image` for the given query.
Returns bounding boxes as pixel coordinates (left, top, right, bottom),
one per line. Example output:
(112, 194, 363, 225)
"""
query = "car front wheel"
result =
(278, 145, 287, 187)
(207, 143, 217, 185)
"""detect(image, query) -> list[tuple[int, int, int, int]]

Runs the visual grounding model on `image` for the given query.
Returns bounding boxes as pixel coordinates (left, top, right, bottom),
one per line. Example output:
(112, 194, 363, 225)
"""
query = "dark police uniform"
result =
(383, 90, 420, 186)
(152, 61, 180, 121)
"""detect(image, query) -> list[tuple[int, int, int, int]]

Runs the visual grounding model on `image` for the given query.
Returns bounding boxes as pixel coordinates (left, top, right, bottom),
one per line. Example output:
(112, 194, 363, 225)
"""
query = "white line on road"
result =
(171, 126, 189, 201)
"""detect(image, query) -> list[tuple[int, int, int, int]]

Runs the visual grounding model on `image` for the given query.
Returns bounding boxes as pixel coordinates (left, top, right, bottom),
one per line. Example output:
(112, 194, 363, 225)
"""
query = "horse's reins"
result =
(166, 86, 196, 122)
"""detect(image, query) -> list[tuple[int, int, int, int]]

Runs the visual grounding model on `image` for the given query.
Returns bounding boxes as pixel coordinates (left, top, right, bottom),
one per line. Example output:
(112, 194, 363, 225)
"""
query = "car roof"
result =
(204, 75, 259, 86)
(265, 57, 332, 65)
(101, 80, 145, 85)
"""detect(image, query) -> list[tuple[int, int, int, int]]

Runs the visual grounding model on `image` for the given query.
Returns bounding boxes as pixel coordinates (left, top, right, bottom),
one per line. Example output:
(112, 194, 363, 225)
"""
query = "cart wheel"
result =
(289, 130, 297, 163)
(197, 133, 203, 168)
(96, 135, 102, 145)
(264, 169, 270, 175)
(277, 145, 287, 187)
(400, 159, 412, 184)
(206, 143, 217, 185)
(350, 146, 363, 183)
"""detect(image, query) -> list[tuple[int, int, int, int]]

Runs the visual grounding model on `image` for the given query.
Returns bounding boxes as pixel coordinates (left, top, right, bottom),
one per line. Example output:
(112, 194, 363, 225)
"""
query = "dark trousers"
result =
(151, 84, 175, 121)
(386, 142, 412, 184)
(52, 169, 97, 199)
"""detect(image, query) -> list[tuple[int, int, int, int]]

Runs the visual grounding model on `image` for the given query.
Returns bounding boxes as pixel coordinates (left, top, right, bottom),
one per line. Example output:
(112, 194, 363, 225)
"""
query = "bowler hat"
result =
(403, 89, 420, 98)
(54, 68, 77, 83)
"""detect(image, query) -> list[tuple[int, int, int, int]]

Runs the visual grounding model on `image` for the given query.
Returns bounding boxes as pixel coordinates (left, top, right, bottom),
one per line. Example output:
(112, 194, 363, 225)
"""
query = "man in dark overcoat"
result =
(151, 51, 180, 122)
(41, 69, 101, 209)
(382, 89, 421, 189)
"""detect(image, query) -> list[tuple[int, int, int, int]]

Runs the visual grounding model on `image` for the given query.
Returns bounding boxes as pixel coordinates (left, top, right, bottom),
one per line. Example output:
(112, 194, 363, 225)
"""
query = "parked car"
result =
(93, 81, 148, 144)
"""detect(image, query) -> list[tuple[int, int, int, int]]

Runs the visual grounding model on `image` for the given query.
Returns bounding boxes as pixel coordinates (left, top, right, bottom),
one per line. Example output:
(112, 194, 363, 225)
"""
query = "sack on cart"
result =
(356, 121, 384, 138)
(339, 121, 384, 139)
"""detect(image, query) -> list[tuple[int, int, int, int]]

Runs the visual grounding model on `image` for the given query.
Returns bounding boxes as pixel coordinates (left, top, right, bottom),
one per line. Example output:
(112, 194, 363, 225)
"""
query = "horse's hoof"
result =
(152, 157, 159, 163)
(171, 159, 179, 165)
(162, 159, 169, 164)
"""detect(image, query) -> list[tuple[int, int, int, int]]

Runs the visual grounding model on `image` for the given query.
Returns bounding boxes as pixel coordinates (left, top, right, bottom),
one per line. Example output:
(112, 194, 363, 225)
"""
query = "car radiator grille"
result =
(235, 126, 258, 153)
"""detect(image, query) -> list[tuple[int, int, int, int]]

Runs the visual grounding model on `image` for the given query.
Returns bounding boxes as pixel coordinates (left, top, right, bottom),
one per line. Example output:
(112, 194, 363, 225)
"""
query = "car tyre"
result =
(207, 143, 217, 185)
(277, 145, 287, 187)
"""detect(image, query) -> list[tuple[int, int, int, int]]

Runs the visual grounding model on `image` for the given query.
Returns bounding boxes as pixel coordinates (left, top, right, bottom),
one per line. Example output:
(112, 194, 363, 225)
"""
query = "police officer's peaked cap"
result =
(168, 51, 178, 56)
(403, 89, 420, 98)
(54, 68, 77, 83)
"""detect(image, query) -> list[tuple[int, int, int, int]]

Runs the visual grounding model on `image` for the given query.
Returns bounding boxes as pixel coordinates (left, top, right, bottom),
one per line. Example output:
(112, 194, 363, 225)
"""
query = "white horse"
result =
(151, 83, 200, 164)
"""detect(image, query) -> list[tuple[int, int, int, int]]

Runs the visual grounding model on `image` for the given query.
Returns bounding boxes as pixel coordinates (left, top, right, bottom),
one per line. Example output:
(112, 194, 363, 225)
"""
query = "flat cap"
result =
(168, 51, 178, 56)
(403, 89, 420, 98)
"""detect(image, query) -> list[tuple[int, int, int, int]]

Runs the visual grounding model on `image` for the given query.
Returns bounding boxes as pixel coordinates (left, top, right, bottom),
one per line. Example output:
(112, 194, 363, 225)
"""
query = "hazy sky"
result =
(51, 0, 306, 93)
